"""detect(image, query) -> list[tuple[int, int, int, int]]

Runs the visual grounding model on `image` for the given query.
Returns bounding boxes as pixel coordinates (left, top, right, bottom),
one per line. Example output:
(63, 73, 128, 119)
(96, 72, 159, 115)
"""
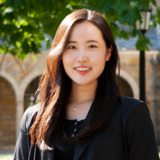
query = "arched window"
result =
(24, 76, 40, 111)
(118, 77, 134, 97)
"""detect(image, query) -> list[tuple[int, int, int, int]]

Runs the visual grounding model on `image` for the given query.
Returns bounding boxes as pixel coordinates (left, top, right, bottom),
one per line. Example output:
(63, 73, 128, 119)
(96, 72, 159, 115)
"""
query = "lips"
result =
(74, 66, 91, 75)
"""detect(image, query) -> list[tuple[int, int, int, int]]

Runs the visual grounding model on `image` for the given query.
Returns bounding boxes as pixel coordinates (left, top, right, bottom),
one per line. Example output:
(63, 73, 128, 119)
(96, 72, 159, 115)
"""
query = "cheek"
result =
(62, 52, 73, 68)
(91, 50, 106, 66)
(91, 51, 106, 74)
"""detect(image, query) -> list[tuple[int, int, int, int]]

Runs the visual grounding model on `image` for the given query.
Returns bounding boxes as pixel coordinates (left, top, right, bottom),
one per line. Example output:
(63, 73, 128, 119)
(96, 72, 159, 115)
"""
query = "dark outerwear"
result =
(14, 96, 159, 160)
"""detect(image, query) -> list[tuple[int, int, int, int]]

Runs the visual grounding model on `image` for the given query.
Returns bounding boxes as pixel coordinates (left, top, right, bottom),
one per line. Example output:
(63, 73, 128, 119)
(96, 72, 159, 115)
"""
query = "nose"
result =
(77, 49, 88, 63)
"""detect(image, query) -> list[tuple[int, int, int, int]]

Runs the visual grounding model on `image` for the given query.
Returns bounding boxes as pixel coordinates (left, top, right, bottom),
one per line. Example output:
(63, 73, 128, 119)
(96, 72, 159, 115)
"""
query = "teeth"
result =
(76, 68, 90, 71)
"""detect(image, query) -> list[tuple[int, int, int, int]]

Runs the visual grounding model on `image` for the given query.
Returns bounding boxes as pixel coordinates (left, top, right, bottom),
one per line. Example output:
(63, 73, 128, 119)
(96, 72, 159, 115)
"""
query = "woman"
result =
(14, 9, 159, 160)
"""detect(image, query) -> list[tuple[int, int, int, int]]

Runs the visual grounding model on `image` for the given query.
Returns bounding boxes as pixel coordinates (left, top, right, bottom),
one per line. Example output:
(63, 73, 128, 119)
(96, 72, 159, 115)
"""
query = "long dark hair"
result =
(30, 9, 120, 149)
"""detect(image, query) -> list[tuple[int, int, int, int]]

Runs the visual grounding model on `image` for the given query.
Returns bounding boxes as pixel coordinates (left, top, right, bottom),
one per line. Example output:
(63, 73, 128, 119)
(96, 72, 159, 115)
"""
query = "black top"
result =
(54, 119, 85, 160)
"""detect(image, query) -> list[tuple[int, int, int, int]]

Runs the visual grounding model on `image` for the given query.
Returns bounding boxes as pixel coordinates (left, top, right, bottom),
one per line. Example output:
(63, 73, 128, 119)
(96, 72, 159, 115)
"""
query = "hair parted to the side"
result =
(30, 9, 120, 149)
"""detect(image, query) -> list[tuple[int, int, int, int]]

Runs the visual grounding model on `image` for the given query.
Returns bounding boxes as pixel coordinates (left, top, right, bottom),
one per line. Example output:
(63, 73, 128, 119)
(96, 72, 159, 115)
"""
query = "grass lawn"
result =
(0, 155, 13, 160)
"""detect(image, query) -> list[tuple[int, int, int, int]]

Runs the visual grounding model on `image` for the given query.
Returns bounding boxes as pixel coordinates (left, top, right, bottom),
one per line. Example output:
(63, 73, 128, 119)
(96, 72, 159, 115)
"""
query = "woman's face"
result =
(62, 21, 112, 86)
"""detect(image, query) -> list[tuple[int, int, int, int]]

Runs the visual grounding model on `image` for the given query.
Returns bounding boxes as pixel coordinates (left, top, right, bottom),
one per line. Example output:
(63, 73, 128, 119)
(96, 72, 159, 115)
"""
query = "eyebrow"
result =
(86, 40, 99, 43)
(67, 40, 99, 43)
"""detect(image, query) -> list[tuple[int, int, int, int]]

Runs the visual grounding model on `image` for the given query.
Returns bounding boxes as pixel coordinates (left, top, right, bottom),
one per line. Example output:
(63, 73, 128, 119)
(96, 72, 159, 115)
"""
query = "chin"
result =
(72, 79, 97, 86)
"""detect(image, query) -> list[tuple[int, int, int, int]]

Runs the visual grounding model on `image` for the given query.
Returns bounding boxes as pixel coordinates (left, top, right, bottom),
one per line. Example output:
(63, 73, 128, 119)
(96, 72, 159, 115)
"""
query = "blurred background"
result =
(0, 0, 160, 158)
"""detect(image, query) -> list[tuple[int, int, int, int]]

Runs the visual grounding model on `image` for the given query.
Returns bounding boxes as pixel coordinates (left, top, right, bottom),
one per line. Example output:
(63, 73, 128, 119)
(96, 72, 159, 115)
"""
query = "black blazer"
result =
(14, 96, 159, 160)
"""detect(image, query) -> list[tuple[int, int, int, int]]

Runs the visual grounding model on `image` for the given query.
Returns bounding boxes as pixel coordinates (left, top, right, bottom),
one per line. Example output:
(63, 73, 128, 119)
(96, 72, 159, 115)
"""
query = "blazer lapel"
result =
(73, 98, 120, 160)
(73, 138, 91, 160)
(73, 104, 118, 160)
(48, 142, 55, 160)
(41, 142, 55, 160)
(47, 150, 54, 160)
(73, 127, 106, 160)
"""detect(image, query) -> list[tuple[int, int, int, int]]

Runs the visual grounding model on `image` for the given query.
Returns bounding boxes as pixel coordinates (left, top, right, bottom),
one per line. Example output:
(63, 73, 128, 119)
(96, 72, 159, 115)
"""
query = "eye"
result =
(88, 45, 97, 49)
(68, 46, 76, 49)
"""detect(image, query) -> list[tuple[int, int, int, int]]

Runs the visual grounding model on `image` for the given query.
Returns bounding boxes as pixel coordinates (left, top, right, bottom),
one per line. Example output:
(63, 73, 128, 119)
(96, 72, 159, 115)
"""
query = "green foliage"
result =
(90, 0, 159, 50)
(0, 0, 71, 59)
(0, 0, 159, 59)
(136, 34, 152, 51)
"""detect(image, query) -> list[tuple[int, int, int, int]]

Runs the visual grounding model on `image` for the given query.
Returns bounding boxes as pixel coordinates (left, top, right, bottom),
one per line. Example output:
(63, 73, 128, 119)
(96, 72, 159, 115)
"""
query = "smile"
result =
(75, 67, 90, 71)
(74, 67, 91, 75)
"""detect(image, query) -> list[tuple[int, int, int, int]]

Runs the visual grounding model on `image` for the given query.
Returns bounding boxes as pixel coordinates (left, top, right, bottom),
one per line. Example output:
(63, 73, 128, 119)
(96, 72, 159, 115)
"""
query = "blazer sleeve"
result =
(13, 107, 33, 160)
(126, 102, 159, 160)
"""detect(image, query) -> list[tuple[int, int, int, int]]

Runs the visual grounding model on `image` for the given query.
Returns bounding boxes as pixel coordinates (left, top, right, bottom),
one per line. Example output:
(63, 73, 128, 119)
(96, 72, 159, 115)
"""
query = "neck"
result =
(69, 80, 97, 103)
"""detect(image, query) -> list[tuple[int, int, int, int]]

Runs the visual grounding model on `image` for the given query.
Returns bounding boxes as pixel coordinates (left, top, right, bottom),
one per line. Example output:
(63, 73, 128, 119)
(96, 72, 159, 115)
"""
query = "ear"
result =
(105, 44, 113, 61)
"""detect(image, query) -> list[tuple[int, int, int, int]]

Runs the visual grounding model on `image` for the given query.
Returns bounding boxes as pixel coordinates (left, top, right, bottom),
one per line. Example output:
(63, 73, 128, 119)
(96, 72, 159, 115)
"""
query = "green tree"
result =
(0, 0, 159, 59)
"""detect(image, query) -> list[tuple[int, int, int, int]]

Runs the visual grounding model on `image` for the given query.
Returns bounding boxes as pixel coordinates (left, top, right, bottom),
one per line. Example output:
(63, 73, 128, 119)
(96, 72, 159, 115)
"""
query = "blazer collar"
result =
(73, 99, 120, 160)
(48, 150, 54, 160)
(73, 126, 107, 160)
(44, 142, 55, 160)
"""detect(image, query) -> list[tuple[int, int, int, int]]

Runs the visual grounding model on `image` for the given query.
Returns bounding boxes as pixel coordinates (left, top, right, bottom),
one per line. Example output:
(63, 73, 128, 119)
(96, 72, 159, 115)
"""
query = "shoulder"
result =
(119, 96, 143, 107)
(118, 96, 147, 111)
(20, 103, 41, 133)
(117, 96, 150, 123)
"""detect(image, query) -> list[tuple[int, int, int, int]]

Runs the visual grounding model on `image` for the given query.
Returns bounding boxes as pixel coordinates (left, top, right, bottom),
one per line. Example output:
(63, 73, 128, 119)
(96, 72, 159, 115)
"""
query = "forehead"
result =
(69, 21, 104, 41)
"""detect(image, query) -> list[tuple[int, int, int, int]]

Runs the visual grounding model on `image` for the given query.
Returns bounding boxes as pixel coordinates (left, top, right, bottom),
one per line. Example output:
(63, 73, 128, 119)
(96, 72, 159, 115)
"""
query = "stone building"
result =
(0, 27, 160, 151)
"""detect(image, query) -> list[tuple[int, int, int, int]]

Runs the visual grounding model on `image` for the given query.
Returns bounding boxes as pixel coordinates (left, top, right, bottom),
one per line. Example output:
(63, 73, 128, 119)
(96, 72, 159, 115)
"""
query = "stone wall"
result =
(0, 54, 39, 84)
(0, 77, 16, 151)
